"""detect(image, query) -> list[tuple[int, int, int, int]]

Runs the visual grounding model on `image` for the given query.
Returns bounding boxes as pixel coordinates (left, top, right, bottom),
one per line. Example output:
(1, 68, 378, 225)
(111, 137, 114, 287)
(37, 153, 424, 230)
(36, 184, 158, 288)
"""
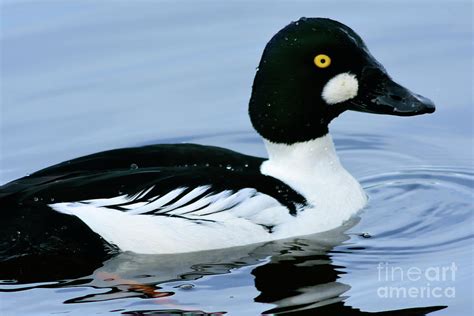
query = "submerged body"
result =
(0, 18, 434, 258)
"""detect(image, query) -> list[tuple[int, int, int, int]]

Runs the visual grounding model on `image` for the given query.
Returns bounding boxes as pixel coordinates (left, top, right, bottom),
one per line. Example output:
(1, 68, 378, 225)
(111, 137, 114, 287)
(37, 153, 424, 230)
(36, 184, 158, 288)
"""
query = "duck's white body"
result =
(51, 134, 367, 254)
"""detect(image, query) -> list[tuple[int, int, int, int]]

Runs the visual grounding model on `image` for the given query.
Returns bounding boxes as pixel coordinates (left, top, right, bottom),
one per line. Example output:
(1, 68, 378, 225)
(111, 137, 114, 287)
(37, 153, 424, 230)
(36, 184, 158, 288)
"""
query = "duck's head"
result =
(249, 17, 435, 144)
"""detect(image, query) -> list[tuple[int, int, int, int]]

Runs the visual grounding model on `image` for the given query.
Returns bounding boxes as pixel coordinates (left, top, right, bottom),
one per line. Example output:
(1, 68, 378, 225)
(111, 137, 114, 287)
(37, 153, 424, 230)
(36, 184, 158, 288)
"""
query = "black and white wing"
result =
(0, 143, 307, 255)
(44, 167, 307, 253)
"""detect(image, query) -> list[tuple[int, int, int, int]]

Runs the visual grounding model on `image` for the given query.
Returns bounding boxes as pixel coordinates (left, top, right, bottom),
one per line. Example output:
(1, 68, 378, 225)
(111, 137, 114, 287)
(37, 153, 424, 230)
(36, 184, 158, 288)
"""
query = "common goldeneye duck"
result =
(0, 18, 435, 256)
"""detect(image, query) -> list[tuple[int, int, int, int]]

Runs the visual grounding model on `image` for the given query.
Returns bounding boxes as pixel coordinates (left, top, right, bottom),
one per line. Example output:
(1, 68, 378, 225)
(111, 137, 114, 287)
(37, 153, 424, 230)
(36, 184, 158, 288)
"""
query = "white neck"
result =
(263, 134, 340, 177)
(260, 134, 367, 230)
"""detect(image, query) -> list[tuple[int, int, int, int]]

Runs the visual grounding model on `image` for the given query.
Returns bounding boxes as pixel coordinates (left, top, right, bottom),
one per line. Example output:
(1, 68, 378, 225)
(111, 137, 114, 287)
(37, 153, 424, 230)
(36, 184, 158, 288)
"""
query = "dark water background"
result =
(1, 1, 472, 315)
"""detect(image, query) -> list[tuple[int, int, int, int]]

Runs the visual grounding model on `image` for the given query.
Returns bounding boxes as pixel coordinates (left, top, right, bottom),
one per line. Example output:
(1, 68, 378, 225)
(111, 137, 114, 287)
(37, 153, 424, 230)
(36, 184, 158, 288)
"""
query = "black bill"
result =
(349, 66, 436, 116)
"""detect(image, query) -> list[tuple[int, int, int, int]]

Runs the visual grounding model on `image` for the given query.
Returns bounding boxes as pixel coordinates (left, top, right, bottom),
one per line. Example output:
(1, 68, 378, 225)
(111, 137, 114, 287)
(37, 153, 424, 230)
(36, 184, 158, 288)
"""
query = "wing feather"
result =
(75, 185, 259, 219)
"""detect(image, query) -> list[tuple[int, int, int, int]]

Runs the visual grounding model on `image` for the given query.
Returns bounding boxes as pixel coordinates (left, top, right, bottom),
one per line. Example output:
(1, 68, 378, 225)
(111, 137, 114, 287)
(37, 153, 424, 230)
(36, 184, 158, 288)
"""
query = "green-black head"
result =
(249, 17, 435, 144)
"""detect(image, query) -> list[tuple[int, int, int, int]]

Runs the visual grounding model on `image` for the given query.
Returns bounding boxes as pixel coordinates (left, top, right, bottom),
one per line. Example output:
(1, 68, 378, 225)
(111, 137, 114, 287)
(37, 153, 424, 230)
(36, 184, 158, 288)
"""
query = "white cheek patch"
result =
(321, 72, 359, 104)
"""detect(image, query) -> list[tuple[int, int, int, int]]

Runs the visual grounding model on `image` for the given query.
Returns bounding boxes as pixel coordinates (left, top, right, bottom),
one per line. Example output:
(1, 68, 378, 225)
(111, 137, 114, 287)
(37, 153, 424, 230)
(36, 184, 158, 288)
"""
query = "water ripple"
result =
(344, 166, 473, 256)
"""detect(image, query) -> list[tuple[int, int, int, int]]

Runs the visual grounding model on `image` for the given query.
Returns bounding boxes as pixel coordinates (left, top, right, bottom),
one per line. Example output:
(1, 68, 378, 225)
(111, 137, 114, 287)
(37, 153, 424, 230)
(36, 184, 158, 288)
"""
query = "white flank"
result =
(321, 72, 358, 104)
(50, 187, 291, 254)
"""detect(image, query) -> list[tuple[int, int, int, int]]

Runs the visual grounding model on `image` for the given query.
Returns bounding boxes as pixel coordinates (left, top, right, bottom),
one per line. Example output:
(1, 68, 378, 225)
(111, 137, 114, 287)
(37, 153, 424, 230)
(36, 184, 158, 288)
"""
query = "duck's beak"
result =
(349, 66, 436, 116)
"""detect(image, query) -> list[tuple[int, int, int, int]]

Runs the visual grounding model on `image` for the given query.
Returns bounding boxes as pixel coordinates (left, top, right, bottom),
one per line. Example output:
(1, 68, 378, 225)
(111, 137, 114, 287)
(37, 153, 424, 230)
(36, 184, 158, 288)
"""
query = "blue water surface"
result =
(0, 1, 472, 315)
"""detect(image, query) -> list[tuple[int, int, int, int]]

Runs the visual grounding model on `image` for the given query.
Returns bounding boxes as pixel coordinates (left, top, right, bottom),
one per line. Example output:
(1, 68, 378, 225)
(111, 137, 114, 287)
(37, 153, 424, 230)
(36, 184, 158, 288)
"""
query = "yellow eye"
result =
(314, 54, 331, 68)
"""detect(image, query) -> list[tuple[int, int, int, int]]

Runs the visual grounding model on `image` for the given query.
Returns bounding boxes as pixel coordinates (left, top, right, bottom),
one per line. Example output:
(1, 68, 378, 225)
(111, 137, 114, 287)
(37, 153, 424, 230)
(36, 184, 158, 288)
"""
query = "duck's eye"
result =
(314, 54, 331, 68)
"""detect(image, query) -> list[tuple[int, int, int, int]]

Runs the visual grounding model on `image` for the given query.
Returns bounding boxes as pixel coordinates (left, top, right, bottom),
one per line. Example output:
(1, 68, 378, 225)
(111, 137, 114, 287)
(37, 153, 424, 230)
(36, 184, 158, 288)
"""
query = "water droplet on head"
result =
(130, 163, 138, 170)
(226, 165, 233, 171)
(266, 103, 271, 107)
(33, 197, 39, 202)
(244, 163, 249, 168)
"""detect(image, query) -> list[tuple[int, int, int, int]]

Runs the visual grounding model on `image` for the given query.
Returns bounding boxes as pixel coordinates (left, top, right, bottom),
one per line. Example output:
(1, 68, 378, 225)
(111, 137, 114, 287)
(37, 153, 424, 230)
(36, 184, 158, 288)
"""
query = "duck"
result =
(0, 17, 435, 257)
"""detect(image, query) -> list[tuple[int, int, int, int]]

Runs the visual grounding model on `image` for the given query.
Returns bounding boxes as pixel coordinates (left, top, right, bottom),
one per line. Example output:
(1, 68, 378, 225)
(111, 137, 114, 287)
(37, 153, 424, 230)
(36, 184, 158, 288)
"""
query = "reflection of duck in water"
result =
(0, 18, 435, 259)
(1, 224, 444, 315)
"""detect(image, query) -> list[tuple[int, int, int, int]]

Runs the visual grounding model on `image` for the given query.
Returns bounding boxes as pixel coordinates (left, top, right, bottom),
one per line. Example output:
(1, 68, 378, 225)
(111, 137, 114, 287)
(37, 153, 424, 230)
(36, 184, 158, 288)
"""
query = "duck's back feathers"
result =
(0, 143, 263, 199)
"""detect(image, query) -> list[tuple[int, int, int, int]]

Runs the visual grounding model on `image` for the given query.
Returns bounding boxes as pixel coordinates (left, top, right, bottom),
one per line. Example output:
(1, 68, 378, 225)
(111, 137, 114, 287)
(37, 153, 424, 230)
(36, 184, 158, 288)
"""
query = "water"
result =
(1, 0, 472, 315)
